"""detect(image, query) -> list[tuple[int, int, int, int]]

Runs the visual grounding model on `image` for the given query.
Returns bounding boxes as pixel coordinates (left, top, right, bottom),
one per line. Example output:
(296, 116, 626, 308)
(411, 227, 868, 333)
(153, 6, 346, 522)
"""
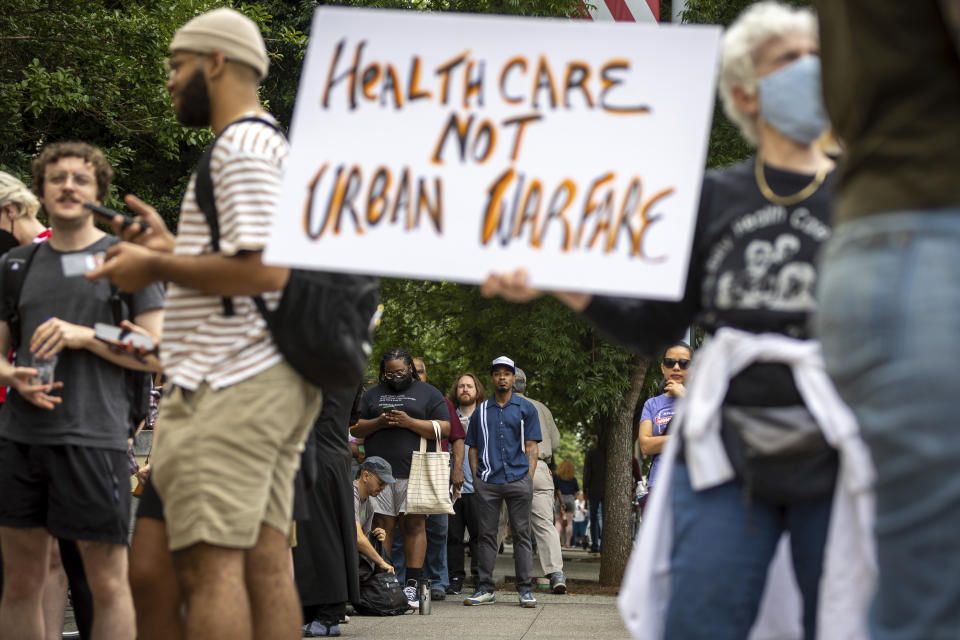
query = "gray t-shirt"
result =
(354, 482, 375, 536)
(0, 237, 165, 450)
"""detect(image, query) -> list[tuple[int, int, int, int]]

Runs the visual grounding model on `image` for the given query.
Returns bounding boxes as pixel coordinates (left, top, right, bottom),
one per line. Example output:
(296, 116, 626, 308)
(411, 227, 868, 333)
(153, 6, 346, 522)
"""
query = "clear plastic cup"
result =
(25, 353, 58, 386)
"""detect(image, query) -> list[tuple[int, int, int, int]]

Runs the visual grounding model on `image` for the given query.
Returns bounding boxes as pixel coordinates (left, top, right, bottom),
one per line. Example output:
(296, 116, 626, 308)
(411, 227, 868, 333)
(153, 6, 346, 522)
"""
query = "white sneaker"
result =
(403, 583, 419, 610)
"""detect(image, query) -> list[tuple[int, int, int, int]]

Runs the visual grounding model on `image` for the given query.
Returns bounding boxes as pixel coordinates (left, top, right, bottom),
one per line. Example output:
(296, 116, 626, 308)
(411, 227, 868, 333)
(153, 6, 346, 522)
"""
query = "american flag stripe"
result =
(574, 0, 659, 23)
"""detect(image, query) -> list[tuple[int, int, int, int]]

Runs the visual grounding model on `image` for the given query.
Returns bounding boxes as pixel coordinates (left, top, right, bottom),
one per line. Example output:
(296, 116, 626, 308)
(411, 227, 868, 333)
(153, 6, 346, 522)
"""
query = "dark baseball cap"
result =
(360, 456, 395, 483)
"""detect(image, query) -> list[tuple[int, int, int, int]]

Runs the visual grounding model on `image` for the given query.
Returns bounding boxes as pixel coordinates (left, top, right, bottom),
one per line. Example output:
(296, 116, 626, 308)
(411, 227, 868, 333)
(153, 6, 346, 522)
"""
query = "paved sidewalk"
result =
(62, 542, 630, 639)
(327, 545, 631, 640)
(336, 595, 629, 640)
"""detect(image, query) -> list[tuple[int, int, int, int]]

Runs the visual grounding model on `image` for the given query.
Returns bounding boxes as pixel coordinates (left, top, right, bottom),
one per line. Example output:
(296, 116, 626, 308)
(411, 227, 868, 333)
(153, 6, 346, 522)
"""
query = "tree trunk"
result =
(598, 356, 651, 586)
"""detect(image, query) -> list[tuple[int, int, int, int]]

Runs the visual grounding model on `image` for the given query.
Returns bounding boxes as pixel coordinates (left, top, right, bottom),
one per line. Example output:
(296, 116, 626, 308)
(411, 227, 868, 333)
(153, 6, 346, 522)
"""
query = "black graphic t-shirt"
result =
(583, 158, 835, 407)
(358, 379, 450, 478)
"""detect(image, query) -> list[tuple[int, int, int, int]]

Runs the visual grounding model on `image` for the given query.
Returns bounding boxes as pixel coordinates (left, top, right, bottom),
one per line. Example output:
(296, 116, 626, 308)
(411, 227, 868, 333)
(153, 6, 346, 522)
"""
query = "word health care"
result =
(303, 38, 674, 258)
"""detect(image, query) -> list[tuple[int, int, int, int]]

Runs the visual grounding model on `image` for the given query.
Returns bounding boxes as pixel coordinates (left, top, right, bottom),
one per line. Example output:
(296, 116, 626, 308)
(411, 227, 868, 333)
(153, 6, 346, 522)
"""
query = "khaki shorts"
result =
(151, 361, 322, 551)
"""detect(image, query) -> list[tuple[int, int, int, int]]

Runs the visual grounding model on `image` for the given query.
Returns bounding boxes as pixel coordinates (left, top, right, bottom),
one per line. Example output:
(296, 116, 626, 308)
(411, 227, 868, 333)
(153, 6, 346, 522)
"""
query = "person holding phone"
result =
(351, 348, 451, 611)
(0, 142, 164, 640)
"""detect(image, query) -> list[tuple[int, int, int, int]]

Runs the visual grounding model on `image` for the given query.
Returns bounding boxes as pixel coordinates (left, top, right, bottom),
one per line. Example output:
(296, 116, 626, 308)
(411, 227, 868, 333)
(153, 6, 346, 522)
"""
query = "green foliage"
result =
(0, 1, 313, 226)
(0, 1, 227, 225)
(372, 278, 636, 437)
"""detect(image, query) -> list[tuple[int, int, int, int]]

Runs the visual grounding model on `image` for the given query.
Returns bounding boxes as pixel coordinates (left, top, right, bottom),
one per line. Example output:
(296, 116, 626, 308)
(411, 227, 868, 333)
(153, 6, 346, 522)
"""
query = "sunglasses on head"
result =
(662, 357, 691, 370)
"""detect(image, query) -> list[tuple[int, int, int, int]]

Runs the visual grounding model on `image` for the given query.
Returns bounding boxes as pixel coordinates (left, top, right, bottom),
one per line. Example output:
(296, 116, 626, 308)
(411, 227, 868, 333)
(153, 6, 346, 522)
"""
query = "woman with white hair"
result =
(0, 170, 48, 252)
(483, 3, 875, 638)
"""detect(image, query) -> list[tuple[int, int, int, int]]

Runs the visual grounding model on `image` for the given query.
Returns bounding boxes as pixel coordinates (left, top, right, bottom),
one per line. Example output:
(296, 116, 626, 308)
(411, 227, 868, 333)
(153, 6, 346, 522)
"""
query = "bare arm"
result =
(451, 438, 465, 489)
(639, 419, 669, 456)
(351, 414, 388, 438)
(386, 410, 450, 439)
(355, 521, 393, 573)
(469, 446, 479, 480)
(87, 244, 288, 296)
(30, 308, 163, 373)
(525, 441, 539, 477)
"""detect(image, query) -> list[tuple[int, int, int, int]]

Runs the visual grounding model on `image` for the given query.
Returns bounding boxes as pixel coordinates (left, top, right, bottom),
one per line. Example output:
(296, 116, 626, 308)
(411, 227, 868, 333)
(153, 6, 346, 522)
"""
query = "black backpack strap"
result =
(108, 284, 133, 325)
(193, 115, 285, 318)
(2, 243, 43, 351)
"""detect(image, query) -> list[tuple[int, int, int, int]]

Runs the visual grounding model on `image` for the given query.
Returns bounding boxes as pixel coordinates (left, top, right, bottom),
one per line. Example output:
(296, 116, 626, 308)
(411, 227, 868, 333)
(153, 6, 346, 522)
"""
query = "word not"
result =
(302, 164, 443, 239)
(480, 168, 674, 257)
(431, 112, 542, 165)
(322, 39, 650, 114)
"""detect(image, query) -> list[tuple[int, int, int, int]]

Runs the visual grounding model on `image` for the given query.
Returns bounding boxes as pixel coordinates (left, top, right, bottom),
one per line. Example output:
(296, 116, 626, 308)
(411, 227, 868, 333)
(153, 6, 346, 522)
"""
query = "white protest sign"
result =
(264, 7, 720, 300)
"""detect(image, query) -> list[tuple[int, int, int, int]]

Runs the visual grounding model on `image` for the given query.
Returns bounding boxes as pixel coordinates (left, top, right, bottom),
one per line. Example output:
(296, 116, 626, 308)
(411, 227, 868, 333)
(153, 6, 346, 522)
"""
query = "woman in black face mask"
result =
(351, 348, 452, 612)
(383, 357, 416, 392)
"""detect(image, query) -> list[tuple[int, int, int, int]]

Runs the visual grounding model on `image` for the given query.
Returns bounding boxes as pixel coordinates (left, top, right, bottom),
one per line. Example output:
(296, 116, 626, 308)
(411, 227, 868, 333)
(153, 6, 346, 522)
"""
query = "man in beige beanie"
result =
(88, 7, 322, 640)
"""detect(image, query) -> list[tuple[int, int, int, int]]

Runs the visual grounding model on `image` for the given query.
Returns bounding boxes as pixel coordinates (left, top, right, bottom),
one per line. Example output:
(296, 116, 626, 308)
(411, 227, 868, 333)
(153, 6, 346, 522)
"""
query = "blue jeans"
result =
(424, 514, 449, 590)
(390, 514, 449, 590)
(664, 463, 832, 639)
(572, 520, 587, 546)
(816, 209, 960, 640)
(588, 498, 603, 552)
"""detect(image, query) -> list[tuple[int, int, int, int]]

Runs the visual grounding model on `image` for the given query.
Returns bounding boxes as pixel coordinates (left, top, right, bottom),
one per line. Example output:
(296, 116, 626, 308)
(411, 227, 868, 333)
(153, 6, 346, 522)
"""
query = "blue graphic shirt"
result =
(640, 393, 676, 488)
(465, 394, 541, 484)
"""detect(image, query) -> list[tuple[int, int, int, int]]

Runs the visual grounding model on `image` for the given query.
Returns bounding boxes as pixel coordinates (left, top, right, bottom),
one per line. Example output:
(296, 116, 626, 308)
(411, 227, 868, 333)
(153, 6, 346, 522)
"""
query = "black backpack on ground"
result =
(351, 539, 409, 616)
(193, 116, 381, 391)
(1, 243, 152, 435)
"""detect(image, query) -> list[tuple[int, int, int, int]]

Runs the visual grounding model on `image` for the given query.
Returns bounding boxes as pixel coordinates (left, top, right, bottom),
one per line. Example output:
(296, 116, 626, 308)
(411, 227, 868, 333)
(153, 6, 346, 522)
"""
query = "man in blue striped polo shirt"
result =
(463, 356, 541, 608)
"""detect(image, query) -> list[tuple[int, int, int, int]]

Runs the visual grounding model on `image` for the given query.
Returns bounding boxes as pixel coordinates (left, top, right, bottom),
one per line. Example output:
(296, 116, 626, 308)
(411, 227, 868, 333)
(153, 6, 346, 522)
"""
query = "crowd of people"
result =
(0, 1, 957, 640)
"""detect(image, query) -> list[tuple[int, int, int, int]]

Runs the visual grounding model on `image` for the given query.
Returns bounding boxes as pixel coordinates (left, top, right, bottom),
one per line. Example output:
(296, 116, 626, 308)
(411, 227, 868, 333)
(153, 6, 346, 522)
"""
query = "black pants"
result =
(303, 602, 346, 626)
(446, 493, 480, 582)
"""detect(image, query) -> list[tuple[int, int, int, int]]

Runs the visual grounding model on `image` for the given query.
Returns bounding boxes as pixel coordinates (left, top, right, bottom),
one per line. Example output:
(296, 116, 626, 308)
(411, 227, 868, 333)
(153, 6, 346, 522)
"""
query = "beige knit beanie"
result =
(170, 7, 268, 80)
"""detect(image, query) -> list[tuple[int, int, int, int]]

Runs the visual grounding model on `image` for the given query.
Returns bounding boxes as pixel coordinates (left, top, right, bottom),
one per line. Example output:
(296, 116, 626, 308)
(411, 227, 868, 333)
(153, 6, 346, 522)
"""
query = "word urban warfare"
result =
(303, 163, 673, 258)
(302, 38, 675, 258)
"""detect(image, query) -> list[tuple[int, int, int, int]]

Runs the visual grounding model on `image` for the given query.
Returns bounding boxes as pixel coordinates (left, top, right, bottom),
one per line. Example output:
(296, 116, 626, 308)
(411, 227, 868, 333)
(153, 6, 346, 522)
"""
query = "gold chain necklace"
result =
(754, 153, 828, 207)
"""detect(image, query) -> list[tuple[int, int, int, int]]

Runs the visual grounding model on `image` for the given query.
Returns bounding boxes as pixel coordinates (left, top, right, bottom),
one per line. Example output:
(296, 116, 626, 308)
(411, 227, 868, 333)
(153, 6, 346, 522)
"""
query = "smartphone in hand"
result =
(83, 202, 150, 231)
(94, 322, 156, 352)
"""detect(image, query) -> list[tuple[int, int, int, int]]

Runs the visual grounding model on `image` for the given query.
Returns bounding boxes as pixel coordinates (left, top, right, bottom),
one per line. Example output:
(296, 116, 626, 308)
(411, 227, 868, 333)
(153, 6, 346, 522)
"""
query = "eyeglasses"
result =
(383, 371, 408, 381)
(662, 357, 691, 370)
(46, 171, 94, 187)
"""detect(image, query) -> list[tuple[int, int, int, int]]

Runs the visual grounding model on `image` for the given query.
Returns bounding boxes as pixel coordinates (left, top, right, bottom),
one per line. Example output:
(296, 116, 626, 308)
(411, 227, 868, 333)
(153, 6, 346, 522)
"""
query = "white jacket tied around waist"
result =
(617, 327, 876, 640)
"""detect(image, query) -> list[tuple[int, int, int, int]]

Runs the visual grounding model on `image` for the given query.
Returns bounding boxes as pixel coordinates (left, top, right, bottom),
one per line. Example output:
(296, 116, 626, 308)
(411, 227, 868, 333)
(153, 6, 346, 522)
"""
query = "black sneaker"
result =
(431, 588, 446, 601)
(446, 576, 463, 595)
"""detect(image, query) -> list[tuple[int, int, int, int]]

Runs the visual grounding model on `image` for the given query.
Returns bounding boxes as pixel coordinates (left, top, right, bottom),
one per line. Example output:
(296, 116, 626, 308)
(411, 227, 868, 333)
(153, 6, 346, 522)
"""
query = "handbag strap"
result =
(419, 419, 443, 453)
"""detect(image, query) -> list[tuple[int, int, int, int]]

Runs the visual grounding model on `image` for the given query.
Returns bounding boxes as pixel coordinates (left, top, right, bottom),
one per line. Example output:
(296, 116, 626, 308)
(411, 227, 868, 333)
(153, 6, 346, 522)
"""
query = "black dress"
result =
(293, 385, 361, 623)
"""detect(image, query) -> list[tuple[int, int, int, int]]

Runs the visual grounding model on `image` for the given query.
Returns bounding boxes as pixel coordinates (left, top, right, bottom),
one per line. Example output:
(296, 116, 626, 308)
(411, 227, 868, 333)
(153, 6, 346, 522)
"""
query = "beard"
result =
(175, 68, 211, 127)
(458, 391, 476, 405)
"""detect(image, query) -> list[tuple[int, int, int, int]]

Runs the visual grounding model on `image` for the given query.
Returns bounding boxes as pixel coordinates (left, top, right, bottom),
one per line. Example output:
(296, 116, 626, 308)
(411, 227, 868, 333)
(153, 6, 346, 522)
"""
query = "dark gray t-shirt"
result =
(0, 237, 165, 450)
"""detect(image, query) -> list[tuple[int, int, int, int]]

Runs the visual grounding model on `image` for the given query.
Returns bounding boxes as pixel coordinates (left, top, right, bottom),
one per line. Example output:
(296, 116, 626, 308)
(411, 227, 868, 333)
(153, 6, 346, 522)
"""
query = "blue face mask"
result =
(757, 55, 829, 145)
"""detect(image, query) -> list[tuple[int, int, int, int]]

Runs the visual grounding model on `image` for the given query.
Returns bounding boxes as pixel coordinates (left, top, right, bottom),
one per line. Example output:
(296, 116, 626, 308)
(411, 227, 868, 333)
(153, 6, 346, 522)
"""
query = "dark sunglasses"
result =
(662, 357, 691, 370)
